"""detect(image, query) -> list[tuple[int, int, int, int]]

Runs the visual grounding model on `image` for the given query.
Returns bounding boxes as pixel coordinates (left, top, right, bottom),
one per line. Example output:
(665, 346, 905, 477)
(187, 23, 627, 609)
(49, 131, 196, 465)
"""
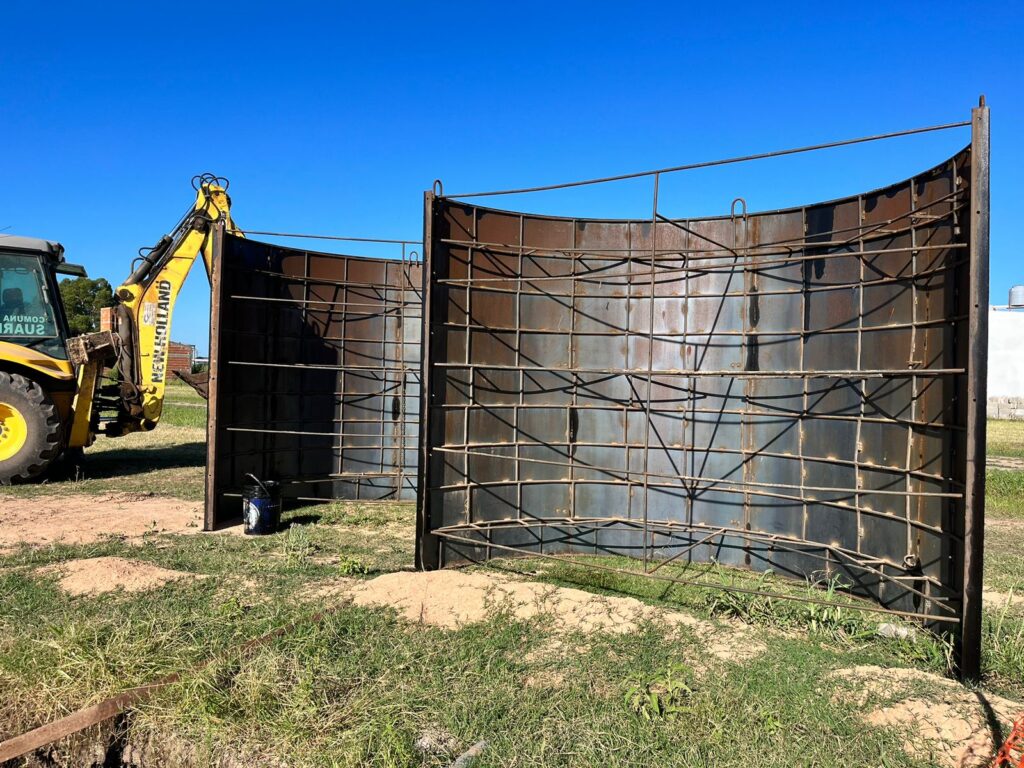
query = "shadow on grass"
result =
(80, 442, 206, 479)
(280, 514, 323, 529)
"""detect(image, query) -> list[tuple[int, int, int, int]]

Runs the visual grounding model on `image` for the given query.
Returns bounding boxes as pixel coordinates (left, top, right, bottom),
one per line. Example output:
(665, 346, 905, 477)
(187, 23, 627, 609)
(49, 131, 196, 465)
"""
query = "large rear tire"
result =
(0, 372, 64, 485)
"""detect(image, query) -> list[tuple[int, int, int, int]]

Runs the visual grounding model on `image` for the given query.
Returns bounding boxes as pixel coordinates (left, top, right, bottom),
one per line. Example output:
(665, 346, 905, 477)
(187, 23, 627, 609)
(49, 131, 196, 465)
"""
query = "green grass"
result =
(135, 610, 924, 767)
(162, 380, 208, 429)
(2, 382, 206, 499)
(4, 424, 205, 500)
(3, 423, 1024, 765)
(0, 503, 415, 729)
(989, 419, 1024, 459)
(2, 496, 1021, 765)
(987, 469, 1024, 519)
(1, 524, 926, 767)
(976, 418, 1024, 693)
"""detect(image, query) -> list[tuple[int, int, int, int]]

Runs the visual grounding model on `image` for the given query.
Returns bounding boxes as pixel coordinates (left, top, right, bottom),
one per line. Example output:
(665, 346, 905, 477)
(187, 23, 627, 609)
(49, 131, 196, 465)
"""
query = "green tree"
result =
(59, 276, 115, 335)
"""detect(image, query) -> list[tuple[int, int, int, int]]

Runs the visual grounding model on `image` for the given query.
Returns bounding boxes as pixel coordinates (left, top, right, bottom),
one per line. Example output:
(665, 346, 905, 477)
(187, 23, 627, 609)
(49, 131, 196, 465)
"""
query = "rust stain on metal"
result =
(418, 113, 987, 678)
(206, 235, 422, 528)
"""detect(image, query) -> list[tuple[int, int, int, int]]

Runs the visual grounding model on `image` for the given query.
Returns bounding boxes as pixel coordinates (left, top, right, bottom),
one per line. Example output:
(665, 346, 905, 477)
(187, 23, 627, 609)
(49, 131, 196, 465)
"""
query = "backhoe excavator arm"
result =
(67, 175, 239, 441)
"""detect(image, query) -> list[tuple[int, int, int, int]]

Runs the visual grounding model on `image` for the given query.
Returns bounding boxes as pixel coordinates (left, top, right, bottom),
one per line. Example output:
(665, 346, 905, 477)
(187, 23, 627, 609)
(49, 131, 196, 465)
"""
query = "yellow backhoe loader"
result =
(0, 175, 237, 484)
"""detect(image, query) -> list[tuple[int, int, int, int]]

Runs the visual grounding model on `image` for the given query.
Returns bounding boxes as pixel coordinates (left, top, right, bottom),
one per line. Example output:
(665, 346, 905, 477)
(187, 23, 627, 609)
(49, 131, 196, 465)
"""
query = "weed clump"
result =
(625, 662, 695, 721)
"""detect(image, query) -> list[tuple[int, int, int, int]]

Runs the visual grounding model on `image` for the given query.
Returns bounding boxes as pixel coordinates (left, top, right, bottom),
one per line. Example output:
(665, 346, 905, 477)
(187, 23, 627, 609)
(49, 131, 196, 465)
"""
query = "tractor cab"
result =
(0, 236, 89, 484)
(0, 236, 85, 363)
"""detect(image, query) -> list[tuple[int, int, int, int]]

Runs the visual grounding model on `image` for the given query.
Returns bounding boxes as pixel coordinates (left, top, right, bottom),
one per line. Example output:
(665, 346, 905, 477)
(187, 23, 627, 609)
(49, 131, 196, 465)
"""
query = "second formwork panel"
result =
(417, 141, 983, 642)
(205, 234, 421, 528)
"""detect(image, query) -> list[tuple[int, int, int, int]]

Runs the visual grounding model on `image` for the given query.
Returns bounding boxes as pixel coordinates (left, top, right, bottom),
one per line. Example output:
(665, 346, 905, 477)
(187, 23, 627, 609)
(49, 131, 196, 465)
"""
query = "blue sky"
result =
(1, 1, 1020, 354)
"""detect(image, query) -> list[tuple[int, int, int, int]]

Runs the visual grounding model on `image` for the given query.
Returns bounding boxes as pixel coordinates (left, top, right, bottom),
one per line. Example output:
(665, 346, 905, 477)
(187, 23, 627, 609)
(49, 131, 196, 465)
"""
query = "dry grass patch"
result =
(295, 577, 359, 602)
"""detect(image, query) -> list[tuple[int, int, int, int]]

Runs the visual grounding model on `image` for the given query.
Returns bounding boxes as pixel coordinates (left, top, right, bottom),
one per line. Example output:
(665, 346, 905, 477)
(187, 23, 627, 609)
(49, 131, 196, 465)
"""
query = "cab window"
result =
(0, 252, 66, 359)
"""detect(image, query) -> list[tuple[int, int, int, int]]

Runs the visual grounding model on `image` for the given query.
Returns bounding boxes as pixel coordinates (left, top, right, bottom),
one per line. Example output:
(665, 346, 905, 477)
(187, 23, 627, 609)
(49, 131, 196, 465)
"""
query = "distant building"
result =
(100, 307, 196, 374)
(988, 307, 1024, 419)
(168, 341, 196, 374)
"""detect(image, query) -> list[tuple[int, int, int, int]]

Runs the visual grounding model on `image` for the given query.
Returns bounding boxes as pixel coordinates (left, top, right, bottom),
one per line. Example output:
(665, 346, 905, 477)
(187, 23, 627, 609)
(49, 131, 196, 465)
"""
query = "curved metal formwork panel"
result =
(206, 234, 421, 527)
(419, 120, 989, 675)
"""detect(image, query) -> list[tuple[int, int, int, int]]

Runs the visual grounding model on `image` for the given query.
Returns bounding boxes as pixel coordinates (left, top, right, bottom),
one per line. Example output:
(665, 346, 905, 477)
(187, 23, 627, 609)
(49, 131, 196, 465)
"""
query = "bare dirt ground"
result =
(343, 569, 766, 663)
(37, 556, 197, 596)
(988, 518, 1024, 531)
(832, 665, 1024, 768)
(0, 492, 221, 551)
(988, 456, 1024, 471)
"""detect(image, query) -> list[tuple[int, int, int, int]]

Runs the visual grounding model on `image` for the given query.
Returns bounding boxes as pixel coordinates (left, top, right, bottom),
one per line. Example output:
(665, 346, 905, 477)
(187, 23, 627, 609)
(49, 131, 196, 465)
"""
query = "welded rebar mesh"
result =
(206, 235, 422, 525)
(418, 144, 978, 633)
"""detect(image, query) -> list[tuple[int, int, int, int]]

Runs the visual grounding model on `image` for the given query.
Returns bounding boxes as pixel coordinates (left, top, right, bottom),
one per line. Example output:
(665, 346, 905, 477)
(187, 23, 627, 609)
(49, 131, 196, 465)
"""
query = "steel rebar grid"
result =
(207, 234, 423, 517)
(431, 527, 959, 624)
(418, 119, 983, 678)
(428, 516, 959, 611)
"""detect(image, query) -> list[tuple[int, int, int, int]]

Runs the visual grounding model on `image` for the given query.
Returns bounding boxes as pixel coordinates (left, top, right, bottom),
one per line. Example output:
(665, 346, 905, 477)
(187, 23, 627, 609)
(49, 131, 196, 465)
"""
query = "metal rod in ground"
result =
(0, 604, 345, 763)
(449, 740, 488, 768)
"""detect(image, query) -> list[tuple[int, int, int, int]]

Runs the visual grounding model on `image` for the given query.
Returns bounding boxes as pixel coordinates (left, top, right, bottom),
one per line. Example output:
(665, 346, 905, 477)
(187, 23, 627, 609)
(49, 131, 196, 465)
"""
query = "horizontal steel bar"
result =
(433, 530, 958, 623)
(433, 517, 953, 613)
(212, 384, 419, 398)
(228, 294, 421, 313)
(435, 363, 964, 378)
(433, 476, 961, 539)
(438, 241, 964, 277)
(244, 267, 422, 291)
(220, 492, 414, 503)
(442, 121, 970, 197)
(279, 471, 409, 481)
(431, 483, 957, 539)
(436, 256, 967, 295)
(433, 446, 963, 499)
(440, 316, 966, 337)
(227, 427, 417, 438)
(227, 360, 416, 373)
(225, 265, 420, 293)
(435, 516, 950, 588)
(432, 436, 960, 486)
(236, 229, 422, 245)
(438, 189, 964, 261)
(430, 397, 958, 434)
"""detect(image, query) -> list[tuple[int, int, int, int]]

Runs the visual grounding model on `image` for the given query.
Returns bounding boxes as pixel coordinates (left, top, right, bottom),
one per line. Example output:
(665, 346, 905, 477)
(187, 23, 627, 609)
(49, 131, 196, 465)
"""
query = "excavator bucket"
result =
(172, 370, 209, 400)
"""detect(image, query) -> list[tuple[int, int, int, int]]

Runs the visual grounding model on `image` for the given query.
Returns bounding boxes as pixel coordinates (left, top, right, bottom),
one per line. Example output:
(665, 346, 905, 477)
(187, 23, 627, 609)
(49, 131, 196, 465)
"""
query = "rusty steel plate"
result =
(205, 234, 421, 527)
(418, 108, 989, 677)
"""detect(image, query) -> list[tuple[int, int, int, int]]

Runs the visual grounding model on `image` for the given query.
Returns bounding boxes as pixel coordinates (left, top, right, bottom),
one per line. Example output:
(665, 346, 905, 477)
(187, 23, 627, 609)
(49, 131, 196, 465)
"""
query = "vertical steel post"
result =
(416, 191, 438, 569)
(641, 173, 660, 571)
(397, 243, 407, 500)
(203, 219, 227, 530)
(959, 97, 990, 681)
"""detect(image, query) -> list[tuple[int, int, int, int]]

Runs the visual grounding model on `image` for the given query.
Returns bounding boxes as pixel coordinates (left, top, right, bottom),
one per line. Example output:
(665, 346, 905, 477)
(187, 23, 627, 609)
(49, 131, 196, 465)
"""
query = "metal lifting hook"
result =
(730, 197, 748, 220)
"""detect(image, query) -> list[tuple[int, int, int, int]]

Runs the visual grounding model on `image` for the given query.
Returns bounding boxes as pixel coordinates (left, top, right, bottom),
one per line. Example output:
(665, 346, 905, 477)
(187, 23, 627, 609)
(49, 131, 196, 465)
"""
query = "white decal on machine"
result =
(150, 280, 172, 383)
(0, 314, 49, 336)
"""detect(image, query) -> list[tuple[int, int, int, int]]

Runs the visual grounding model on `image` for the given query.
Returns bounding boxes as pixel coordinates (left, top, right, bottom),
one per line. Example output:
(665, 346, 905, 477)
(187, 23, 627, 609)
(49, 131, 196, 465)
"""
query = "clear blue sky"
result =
(1, 1, 1020, 354)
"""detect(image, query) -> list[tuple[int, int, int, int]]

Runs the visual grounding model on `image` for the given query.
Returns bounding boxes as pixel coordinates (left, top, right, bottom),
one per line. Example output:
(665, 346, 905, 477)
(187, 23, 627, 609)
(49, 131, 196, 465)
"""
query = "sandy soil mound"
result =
(984, 588, 1024, 611)
(37, 556, 196, 596)
(832, 665, 1023, 767)
(347, 569, 765, 662)
(297, 577, 358, 601)
(0, 493, 203, 550)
